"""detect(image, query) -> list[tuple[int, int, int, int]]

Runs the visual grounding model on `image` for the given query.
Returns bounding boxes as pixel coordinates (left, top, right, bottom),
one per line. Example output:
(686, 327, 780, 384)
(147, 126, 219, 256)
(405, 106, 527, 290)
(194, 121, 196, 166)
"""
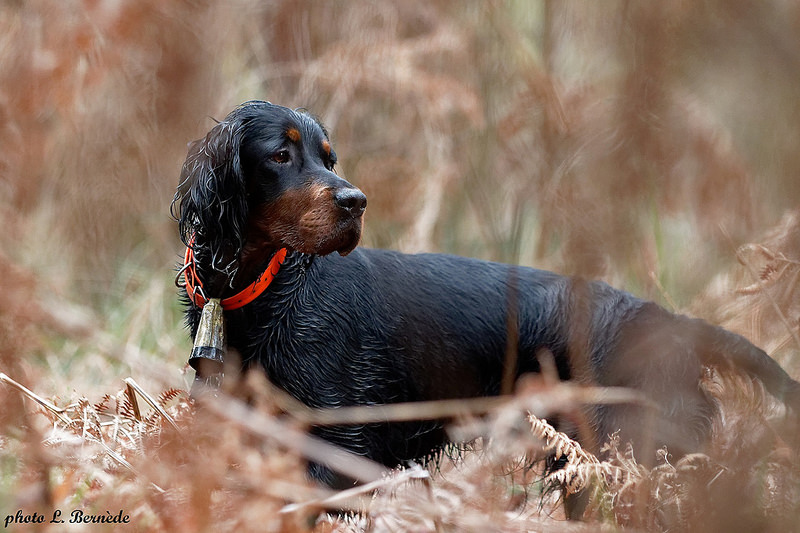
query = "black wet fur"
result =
(173, 101, 800, 490)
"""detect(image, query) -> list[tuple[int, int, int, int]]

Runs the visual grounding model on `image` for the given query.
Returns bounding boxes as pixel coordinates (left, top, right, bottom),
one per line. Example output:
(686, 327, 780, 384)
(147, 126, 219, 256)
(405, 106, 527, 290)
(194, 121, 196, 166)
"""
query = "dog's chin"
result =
(297, 222, 362, 257)
(336, 237, 360, 256)
(331, 218, 362, 256)
(332, 227, 362, 256)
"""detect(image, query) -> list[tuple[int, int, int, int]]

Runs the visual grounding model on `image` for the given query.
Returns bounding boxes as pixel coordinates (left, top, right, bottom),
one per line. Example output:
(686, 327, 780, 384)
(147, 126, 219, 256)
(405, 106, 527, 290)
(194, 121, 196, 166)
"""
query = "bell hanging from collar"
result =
(189, 298, 226, 395)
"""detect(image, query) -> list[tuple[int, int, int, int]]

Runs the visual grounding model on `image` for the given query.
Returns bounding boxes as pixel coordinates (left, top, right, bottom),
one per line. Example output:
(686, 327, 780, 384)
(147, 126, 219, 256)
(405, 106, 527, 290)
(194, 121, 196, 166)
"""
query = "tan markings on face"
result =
(321, 139, 331, 156)
(309, 183, 328, 201)
(243, 184, 362, 263)
(294, 185, 339, 250)
(286, 127, 301, 143)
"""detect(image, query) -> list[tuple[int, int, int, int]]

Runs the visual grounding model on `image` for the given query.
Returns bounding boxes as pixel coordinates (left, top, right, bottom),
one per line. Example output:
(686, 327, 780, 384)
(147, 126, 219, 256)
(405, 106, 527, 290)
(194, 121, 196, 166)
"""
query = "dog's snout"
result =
(334, 188, 367, 217)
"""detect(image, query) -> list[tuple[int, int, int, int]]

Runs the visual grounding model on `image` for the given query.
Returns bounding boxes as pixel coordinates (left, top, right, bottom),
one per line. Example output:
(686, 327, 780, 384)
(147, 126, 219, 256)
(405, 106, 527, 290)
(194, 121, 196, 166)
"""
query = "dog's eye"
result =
(271, 150, 290, 164)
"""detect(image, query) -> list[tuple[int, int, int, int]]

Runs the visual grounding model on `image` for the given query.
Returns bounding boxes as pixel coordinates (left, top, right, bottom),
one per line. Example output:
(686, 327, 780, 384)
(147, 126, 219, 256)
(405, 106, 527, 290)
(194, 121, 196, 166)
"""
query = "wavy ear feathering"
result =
(171, 112, 252, 288)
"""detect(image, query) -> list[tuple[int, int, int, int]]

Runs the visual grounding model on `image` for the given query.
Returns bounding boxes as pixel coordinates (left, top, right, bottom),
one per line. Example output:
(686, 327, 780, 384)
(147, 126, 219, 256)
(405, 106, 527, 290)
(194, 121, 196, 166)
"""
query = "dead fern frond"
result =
(93, 393, 112, 414)
(157, 387, 184, 407)
(1, 372, 189, 479)
(735, 244, 798, 295)
(528, 414, 620, 496)
(118, 393, 137, 421)
(529, 414, 596, 467)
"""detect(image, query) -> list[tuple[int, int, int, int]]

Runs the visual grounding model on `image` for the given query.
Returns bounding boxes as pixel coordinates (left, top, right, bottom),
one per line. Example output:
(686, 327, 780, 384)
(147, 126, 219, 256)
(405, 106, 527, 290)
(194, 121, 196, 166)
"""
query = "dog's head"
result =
(172, 101, 366, 281)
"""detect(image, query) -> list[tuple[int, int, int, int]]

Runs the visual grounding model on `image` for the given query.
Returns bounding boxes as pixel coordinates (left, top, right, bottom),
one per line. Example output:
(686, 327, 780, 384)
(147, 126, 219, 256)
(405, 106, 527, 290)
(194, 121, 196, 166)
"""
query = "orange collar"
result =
(182, 244, 288, 311)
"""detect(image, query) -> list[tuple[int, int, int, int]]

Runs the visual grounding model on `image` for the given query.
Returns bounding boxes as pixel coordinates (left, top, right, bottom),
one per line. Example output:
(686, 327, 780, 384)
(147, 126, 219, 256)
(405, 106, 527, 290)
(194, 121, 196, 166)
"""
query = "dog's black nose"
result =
(334, 188, 367, 217)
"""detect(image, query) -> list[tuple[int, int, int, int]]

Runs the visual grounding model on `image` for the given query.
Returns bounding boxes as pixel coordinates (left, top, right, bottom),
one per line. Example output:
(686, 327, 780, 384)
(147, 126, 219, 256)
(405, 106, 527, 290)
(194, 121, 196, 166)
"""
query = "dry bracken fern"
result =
(528, 414, 640, 499)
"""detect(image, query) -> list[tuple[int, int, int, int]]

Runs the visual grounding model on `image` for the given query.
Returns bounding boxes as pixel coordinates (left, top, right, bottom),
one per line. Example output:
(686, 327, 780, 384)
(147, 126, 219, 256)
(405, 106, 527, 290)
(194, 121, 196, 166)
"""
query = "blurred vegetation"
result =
(1, 0, 800, 530)
(3, 1, 800, 298)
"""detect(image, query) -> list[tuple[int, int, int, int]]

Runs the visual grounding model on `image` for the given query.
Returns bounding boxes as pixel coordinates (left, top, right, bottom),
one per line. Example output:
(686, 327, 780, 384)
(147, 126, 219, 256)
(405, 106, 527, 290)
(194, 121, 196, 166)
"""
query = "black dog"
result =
(173, 100, 800, 487)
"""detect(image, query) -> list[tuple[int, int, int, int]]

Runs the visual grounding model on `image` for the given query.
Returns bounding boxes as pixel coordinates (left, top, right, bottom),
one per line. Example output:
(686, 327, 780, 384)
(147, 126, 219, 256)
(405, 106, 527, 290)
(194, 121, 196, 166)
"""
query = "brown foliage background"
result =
(3, 0, 800, 293)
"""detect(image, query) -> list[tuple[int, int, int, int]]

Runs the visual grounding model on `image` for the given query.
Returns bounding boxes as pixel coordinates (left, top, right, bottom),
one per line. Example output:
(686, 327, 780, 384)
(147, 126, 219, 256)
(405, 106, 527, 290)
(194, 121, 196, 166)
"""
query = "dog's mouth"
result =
(303, 214, 363, 257)
(333, 217, 362, 256)
(249, 185, 365, 257)
(259, 204, 361, 258)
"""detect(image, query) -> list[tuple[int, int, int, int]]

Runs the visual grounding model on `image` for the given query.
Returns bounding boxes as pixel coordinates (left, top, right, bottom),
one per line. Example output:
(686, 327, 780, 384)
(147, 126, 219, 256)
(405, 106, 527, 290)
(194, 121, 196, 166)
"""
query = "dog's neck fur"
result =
(189, 235, 254, 300)
(235, 234, 282, 290)
(191, 231, 311, 304)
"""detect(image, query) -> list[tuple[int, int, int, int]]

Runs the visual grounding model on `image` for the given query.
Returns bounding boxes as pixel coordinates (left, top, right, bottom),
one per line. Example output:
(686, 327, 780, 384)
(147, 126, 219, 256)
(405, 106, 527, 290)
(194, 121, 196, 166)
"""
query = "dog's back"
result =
(219, 248, 712, 464)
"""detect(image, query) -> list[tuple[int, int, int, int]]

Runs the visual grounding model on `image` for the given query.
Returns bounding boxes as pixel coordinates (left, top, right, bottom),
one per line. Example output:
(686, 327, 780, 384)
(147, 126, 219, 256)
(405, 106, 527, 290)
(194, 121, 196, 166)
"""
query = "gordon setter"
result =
(172, 100, 800, 488)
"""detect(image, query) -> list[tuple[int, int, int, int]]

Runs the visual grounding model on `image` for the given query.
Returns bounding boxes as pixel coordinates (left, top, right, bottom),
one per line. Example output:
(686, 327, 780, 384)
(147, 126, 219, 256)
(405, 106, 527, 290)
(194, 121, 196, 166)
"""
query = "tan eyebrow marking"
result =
(286, 127, 301, 143)
(321, 139, 331, 155)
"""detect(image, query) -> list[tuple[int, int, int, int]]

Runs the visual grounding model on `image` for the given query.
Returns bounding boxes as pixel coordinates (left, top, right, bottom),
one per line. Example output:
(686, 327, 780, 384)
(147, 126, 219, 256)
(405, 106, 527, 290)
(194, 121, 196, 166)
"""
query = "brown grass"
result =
(3, 359, 799, 531)
(2, 0, 800, 531)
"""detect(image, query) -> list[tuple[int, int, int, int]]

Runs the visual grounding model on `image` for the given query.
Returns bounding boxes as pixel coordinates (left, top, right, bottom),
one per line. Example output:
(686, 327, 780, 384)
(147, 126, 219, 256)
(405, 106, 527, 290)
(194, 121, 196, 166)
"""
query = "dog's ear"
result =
(172, 117, 249, 277)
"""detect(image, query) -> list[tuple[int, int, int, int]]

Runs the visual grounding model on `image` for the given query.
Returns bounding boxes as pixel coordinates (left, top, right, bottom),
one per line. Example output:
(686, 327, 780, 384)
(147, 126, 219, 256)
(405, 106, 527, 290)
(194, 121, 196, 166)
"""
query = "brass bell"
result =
(188, 298, 226, 395)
